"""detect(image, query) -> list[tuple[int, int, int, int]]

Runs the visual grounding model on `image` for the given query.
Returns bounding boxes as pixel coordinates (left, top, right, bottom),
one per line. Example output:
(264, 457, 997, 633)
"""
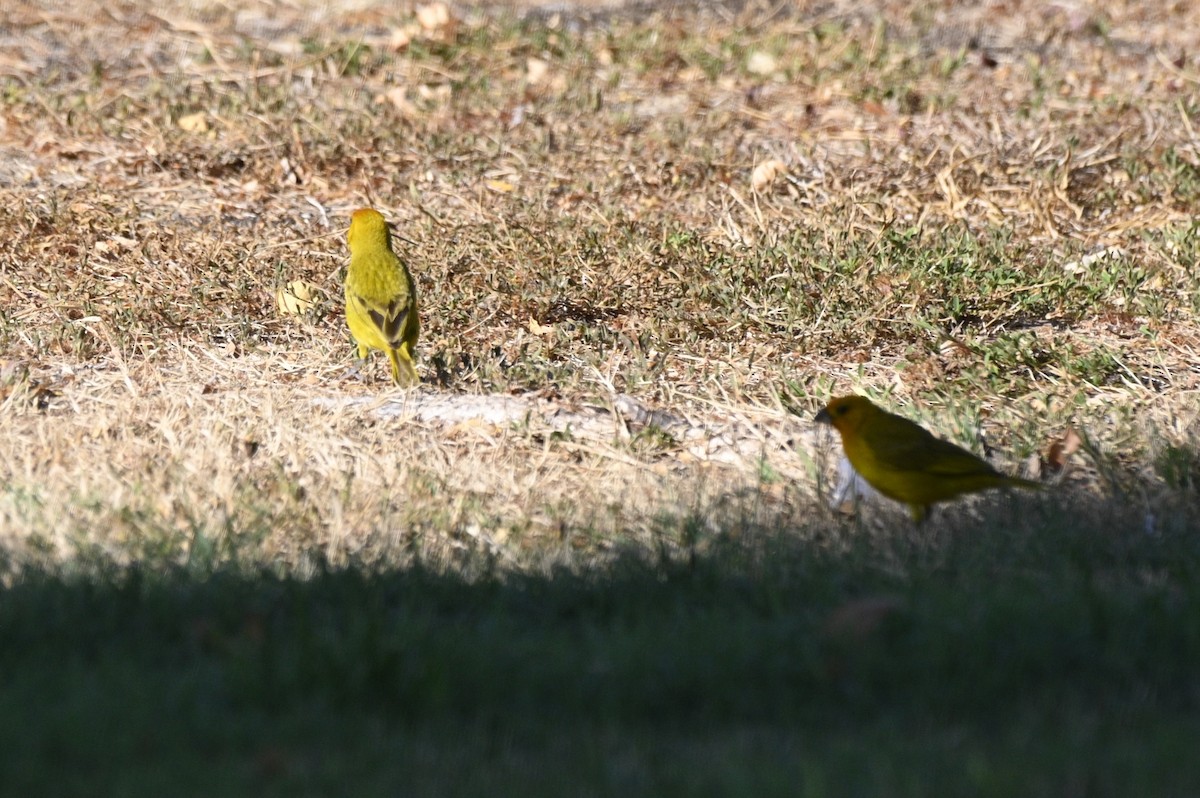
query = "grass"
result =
(2, 0, 1200, 793)
(3, 498, 1200, 797)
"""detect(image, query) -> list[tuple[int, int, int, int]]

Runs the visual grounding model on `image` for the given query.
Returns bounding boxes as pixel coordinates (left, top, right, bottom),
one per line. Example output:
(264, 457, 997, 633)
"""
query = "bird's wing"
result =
(916, 436, 1002, 478)
(861, 416, 998, 477)
(369, 298, 410, 346)
(350, 291, 411, 348)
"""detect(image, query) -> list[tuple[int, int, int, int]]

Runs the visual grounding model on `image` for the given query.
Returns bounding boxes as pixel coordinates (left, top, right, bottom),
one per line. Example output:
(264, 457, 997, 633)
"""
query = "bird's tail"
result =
(1005, 476, 1043, 491)
(386, 346, 419, 387)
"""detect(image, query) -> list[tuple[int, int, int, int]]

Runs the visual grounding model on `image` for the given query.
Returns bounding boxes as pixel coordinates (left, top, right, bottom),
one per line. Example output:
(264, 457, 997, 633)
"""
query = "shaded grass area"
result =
(3, 498, 1200, 796)
(3, 0, 1200, 548)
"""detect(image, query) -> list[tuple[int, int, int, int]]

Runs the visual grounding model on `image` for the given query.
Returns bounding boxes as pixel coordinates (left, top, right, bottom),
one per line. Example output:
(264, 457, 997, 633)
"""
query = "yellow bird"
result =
(344, 208, 419, 387)
(815, 395, 1039, 522)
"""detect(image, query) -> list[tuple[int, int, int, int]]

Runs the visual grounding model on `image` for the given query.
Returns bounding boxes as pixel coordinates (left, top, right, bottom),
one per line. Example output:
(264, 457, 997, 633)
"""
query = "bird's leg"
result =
(344, 343, 371, 382)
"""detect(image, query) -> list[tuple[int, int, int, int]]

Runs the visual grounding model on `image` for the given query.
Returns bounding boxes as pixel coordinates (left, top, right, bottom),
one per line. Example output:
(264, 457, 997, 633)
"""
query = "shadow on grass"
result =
(2, 493, 1200, 797)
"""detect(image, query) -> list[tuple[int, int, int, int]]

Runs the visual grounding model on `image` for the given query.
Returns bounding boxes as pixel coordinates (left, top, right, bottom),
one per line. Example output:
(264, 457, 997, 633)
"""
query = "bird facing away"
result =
(815, 395, 1040, 522)
(344, 208, 419, 387)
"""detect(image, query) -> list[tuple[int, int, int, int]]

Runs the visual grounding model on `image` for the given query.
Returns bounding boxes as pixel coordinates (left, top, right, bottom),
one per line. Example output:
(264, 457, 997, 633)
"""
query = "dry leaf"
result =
(486, 179, 515, 193)
(528, 317, 553, 336)
(526, 57, 550, 85)
(279, 157, 303, 186)
(508, 104, 529, 129)
(937, 335, 972, 359)
(417, 84, 452, 103)
(415, 2, 451, 31)
(276, 280, 320, 317)
(389, 24, 417, 50)
(746, 51, 778, 76)
(266, 37, 303, 57)
(94, 235, 138, 256)
(1063, 247, 1123, 275)
(1044, 427, 1083, 475)
(751, 159, 787, 191)
(177, 112, 209, 133)
(381, 87, 418, 117)
(446, 418, 501, 440)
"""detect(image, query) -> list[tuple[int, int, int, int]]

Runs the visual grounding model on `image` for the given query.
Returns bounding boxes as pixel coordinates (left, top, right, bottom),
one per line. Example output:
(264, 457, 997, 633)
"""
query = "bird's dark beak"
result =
(815, 408, 831, 425)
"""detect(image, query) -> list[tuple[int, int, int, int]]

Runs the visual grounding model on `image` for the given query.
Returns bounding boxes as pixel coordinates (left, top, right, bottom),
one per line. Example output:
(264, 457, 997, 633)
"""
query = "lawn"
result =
(1, 0, 1199, 794)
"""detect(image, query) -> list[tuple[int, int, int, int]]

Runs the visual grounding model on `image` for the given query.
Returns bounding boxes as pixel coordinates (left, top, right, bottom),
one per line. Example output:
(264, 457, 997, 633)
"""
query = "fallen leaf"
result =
(381, 87, 418, 117)
(446, 418, 500, 439)
(1044, 427, 1082, 475)
(486, 179, 515, 193)
(746, 50, 778, 76)
(278, 157, 303, 186)
(526, 57, 550, 85)
(751, 159, 787, 191)
(276, 280, 320, 317)
(415, 2, 451, 31)
(1062, 246, 1124, 275)
(177, 111, 209, 133)
(389, 24, 417, 50)
(417, 84, 452, 103)
(94, 235, 139, 256)
(937, 335, 972, 359)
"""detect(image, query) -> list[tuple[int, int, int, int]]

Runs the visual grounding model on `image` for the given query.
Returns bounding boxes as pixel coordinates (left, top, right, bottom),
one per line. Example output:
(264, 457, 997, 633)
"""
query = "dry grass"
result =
(2, 0, 1200, 570)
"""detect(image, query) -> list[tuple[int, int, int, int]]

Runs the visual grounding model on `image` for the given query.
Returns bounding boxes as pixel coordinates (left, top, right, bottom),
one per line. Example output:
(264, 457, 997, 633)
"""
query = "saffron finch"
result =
(815, 395, 1039, 522)
(344, 208, 420, 387)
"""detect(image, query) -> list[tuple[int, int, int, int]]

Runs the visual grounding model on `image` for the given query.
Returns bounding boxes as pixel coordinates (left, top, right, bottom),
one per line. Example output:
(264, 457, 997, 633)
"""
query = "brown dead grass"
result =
(2, 0, 1200, 569)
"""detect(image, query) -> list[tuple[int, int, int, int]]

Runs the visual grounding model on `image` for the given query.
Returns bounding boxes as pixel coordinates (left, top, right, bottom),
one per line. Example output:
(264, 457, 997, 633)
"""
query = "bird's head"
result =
(815, 395, 878, 434)
(347, 208, 391, 253)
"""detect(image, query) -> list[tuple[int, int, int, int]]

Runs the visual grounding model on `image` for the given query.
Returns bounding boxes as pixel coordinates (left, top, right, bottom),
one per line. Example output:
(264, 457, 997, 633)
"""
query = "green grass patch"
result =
(3, 499, 1200, 796)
